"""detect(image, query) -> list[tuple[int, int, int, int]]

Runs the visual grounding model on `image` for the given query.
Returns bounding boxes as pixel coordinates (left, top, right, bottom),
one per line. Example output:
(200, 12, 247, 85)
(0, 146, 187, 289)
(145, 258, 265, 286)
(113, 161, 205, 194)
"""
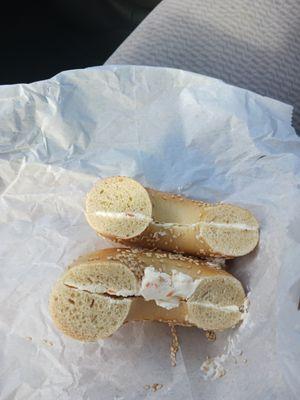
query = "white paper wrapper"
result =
(0, 65, 299, 400)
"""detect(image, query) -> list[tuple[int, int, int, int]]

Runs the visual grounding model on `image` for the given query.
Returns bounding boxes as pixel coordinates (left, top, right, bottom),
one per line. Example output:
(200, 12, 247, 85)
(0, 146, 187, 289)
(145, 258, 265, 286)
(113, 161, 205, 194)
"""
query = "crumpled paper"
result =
(0, 65, 299, 400)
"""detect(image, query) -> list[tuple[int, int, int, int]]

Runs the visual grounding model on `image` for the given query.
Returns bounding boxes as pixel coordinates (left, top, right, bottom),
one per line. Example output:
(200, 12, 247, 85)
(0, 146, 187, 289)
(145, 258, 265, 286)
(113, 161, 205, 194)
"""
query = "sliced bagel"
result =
(85, 176, 259, 258)
(85, 176, 152, 239)
(49, 248, 246, 341)
(50, 280, 131, 341)
(187, 275, 245, 330)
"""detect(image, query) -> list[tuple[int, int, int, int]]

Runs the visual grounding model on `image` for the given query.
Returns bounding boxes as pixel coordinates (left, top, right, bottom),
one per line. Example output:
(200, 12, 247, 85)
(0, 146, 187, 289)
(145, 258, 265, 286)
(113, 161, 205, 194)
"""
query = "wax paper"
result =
(0, 65, 299, 400)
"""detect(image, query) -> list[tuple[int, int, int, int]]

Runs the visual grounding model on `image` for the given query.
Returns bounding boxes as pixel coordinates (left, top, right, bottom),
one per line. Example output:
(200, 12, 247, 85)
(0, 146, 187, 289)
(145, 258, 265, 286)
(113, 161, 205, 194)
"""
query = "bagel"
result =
(49, 248, 246, 341)
(85, 176, 259, 258)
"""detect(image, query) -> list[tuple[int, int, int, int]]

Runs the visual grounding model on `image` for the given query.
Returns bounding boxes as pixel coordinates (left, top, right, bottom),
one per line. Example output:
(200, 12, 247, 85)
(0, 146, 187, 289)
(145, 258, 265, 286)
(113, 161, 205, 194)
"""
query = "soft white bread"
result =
(49, 248, 246, 341)
(85, 176, 259, 258)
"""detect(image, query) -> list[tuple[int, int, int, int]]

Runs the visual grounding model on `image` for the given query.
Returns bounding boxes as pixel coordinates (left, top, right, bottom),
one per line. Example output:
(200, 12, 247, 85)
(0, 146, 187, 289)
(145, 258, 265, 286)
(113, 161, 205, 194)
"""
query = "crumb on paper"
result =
(231, 348, 243, 357)
(144, 383, 163, 392)
(25, 336, 32, 341)
(241, 296, 250, 314)
(200, 355, 227, 380)
(200, 338, 246, 380)
(205, 330, 216, 342)
(228, 344, 243, 357)
(227, 337, 243, 358)
(42, 339, 54, 347)
(169, 323, 179, 367)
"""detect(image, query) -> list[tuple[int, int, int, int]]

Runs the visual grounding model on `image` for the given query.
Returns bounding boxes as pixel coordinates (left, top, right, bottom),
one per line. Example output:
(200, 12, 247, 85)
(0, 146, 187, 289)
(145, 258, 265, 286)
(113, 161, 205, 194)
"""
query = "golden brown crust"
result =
(71, 247, 229, 280)
(111, 224, 221, 258)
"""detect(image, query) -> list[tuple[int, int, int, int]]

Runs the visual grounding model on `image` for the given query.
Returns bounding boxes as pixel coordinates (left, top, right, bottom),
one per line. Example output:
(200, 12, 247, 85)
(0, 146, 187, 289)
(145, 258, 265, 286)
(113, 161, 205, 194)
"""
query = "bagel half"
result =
(49, 248, 246, 341)
(85, 176, 259, 258)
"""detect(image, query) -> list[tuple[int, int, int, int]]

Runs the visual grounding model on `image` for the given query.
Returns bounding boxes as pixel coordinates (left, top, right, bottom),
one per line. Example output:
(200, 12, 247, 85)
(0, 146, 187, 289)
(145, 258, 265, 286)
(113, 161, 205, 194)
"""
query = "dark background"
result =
(0, 0, 160, 85)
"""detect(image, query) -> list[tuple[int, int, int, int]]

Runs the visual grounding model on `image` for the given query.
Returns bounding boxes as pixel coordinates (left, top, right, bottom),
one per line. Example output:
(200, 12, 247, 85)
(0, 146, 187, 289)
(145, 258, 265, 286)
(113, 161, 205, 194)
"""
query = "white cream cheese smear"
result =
(90, 213, 257, 232)
(199, 222, 258, 231)
(91, 210, 153, 223)
(195, 221, 258, 240)
(63, 281, 137, 296)
(139, 267, 201, 309)
(64, 269, 201, 310)
(64, 281, 107, 293)
(65, 270, 244, 313)
(153, 221, 257, 230)
(195, 302, 240, 312)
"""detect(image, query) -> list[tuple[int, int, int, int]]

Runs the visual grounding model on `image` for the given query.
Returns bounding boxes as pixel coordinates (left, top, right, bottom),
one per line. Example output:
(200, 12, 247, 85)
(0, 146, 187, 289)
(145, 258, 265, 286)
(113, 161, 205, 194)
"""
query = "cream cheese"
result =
(195, 302, 240, 313)
(64, 281, 107, 293)
(153, 221, 198, 228)
(114, 288, 137, 296)
(90, 212, 257, 233)
(196, 221, 257, 240)
(64, 271, 246, 314)
(139, 267, 201, 309)
(153, 221, 257, 230)
(64, 268, 202, 310)
(64, 281, 136, 296)
(199, 221, 258, 231)
(91, 210, 153, 223)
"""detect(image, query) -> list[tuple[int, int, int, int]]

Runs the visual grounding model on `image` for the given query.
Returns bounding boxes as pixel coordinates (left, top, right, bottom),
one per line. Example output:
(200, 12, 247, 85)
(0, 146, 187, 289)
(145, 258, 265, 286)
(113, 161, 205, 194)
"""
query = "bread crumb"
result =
(42, 339, 54, 347)
(144, 383, 163, 392)
(200, 355, 226, 380)
(25, 336, 32, 341)
(169, 323, 179, 367)
(205, 331, 216, 342)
